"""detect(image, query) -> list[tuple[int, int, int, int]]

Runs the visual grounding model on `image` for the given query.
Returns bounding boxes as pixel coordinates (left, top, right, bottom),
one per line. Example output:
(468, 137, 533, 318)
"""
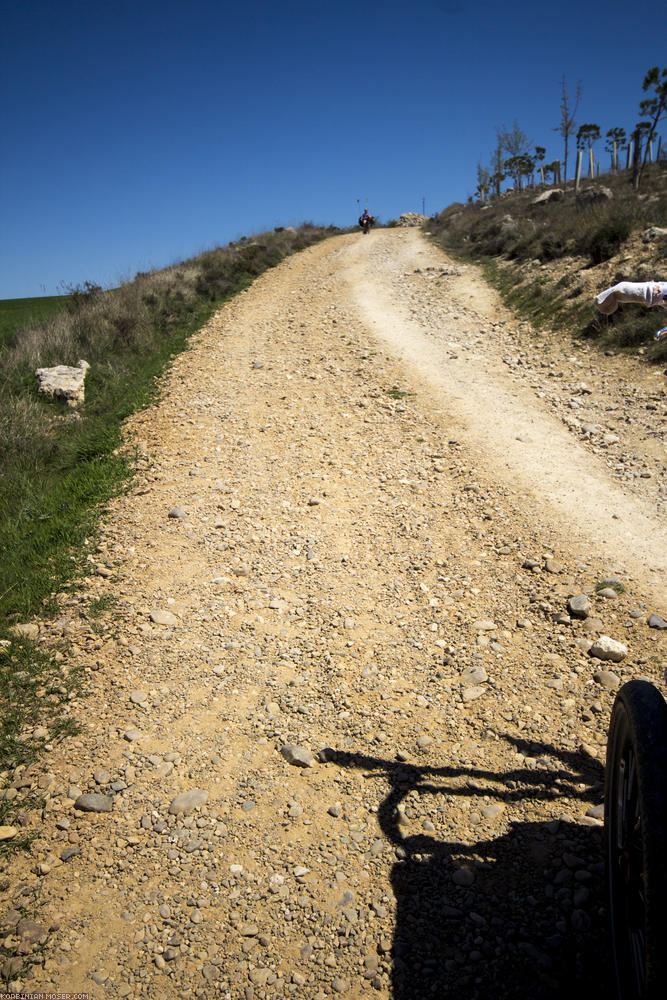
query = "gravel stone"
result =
(588, 636, 628, 662)
(74, 793, 113, 813)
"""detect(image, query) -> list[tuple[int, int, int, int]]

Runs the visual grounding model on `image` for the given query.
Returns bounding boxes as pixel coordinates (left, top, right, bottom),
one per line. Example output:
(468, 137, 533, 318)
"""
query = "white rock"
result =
(588, 636, 627, 663)
(150, 610, 178, 626)
(471, 619, 496, 631)
(460, 664, 488, 685)
(35, 360, 89, 407)
(10, 623, 39, 640)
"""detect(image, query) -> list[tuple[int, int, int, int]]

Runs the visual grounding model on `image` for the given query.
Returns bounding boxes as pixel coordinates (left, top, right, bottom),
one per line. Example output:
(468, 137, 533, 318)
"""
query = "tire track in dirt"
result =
(343, 229, 667, 605)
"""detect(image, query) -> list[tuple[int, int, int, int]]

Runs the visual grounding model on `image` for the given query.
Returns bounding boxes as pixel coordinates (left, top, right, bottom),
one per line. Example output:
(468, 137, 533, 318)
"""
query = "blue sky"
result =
(1, 0, 665, 298)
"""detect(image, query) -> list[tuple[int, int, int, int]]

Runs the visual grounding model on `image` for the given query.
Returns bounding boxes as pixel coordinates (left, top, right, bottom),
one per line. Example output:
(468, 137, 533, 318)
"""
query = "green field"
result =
(0, 294, 70, 346)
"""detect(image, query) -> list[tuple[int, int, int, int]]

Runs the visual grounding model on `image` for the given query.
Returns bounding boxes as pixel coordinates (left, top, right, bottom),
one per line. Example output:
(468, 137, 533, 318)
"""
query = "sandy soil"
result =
(2, 229, 665, 1000)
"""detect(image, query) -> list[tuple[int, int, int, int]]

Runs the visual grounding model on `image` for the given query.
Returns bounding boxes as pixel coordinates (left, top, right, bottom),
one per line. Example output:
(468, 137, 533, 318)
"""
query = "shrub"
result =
(577, 212, 633, 264)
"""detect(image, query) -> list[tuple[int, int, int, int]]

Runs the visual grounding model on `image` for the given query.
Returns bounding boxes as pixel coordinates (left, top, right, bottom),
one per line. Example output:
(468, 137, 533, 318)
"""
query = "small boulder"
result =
(533, 189, 564, 205)
(150, 609, 178, 626)
(593, 669, 621, 690)
(17, 917, 48, 946)
(568, 595, 591, 619)
(588, 636, 627, 663)
(280, 745, 315, 768)
(11, 623, 40, 641)
(461, 685, 486, 702)
(74, 793, 113, 813)
(642, 226, 667, 242)
(471, 619, 496, 631)
(35, 360, 89, 407)
(576, 186, 613, 207)
(460, 664, 488, 685)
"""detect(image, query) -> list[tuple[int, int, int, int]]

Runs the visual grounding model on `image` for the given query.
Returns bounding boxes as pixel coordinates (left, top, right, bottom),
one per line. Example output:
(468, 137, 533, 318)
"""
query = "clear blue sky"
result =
(1, 0, 664, 299)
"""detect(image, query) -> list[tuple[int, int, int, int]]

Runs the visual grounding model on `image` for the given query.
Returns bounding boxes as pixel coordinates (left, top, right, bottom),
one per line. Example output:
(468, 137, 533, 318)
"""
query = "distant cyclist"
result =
(358, 209, 374, 234)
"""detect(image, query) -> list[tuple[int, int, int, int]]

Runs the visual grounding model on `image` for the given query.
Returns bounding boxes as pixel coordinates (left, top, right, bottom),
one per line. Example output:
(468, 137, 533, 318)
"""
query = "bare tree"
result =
(554, 76, 582, 186)
(633, 66, 667, 188)
(489, 121, 531, 195)
(475, 164, 491, 202)
(490, 133, 505, 198)
(498, 120, 530, 159)
(631, 121, 653, 190)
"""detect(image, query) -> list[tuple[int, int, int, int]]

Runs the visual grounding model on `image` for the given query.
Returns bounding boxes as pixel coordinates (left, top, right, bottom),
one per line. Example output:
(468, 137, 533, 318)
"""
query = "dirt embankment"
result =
(1, 229, 665, 1000)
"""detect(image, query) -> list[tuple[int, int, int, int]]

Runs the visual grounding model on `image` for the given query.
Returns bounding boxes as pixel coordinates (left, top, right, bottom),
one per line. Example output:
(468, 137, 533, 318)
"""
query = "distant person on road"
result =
(358, 209, 374, 233)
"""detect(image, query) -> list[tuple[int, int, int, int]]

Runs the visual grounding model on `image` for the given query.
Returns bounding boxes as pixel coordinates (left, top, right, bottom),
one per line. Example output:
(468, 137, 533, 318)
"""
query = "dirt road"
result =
(3, 229, 666, 999)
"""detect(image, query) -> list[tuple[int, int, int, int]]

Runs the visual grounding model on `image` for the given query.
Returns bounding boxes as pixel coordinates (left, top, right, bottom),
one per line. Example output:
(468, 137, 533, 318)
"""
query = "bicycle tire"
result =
(604, 679, 667, 1000)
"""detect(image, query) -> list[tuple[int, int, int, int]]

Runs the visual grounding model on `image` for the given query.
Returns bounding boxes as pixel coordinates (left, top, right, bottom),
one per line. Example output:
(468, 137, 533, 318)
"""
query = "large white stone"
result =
(35, 360, 90, 407)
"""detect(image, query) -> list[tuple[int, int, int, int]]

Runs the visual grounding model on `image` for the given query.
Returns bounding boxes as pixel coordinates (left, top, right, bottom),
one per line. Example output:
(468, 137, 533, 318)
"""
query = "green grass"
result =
(385, 387, 415, 400)
(595, 578, 626, 595)
(88, 594, 119, 618)
(0, 294, 70, 348)
(479, 259, 592, 334)
(0, 637, 82, 816)
(0, 293, 213, 622)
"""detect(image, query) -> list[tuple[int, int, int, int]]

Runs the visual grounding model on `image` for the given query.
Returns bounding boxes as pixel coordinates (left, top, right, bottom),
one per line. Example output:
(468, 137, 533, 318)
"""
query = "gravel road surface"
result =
(2, 229, 665, 1000)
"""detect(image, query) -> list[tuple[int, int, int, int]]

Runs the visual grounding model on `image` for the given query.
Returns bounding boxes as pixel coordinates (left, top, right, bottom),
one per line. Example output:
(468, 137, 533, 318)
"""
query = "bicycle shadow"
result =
(326, 736, 610, 999)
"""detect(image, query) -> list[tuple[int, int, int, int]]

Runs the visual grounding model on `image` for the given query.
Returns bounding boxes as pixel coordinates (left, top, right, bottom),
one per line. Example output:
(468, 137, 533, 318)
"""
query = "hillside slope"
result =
(428, 166, 667, 361)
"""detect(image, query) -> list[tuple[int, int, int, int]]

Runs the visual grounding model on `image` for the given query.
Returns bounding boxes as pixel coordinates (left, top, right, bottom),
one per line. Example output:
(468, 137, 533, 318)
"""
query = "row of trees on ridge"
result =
(475, 67, 667, 201)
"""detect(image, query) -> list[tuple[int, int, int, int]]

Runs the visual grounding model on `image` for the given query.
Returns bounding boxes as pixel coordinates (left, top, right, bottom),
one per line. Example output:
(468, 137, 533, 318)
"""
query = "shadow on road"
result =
(327, 737, 610, 999)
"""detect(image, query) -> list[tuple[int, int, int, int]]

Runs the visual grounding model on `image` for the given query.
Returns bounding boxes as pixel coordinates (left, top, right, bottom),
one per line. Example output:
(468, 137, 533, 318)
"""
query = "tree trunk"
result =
(632, 130, 642, 190)
(574, 150, 583, 192)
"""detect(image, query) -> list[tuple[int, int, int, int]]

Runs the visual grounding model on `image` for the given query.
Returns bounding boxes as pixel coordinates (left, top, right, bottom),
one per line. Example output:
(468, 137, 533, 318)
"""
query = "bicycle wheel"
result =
(605, 679, 667, 1000)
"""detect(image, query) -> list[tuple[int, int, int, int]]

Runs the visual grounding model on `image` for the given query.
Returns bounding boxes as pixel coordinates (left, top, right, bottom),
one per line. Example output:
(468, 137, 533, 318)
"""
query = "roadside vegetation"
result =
(0, 223, 341, 790)
(426, 67, 667, 361)
(428, 157, 667, 360)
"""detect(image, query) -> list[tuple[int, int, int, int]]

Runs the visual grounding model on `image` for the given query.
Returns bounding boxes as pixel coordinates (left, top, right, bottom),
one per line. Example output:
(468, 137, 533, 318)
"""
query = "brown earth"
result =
(1, 229, 666, 1000)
